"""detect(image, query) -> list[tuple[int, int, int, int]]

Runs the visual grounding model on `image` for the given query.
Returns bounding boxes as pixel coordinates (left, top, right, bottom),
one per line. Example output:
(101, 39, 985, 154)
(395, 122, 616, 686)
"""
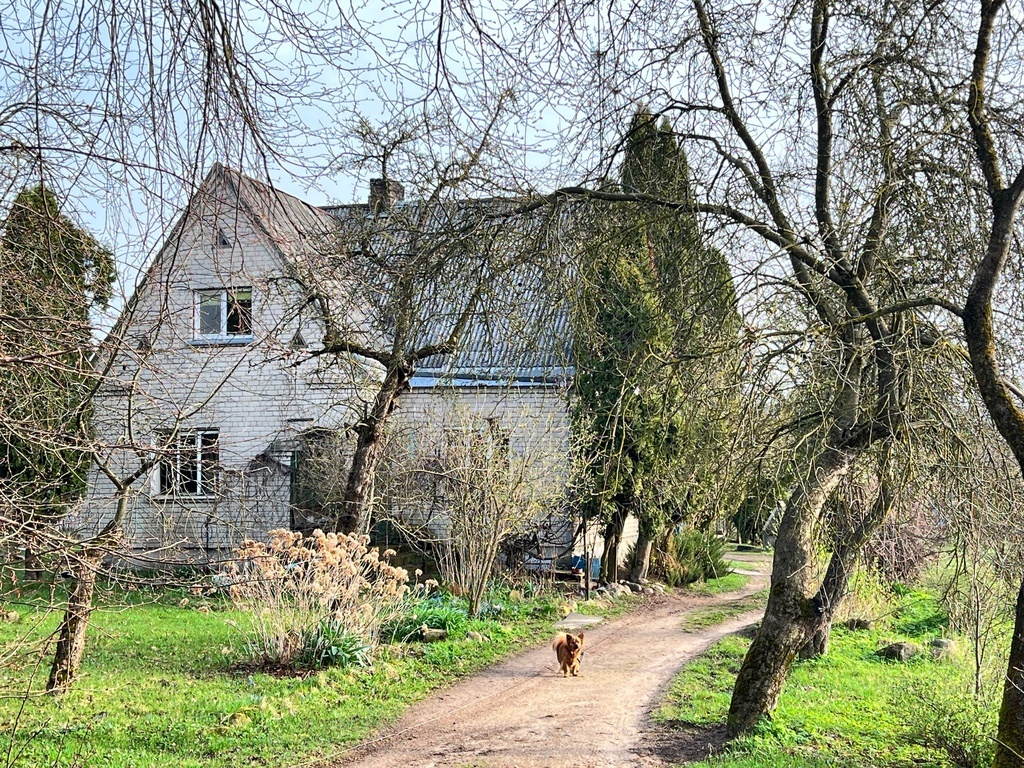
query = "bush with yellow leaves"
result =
(222, 529, 409, 668)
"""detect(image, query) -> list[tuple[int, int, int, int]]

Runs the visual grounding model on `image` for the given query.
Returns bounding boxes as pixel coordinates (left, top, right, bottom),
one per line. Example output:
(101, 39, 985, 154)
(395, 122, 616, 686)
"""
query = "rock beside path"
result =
(876, 641, 920, 662)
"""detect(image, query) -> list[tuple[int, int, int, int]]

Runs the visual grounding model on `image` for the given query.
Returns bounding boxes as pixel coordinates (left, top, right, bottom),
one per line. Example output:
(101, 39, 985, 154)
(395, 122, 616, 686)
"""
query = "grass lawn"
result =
(680, 572, 750, 597)
(0, 579, 635, 768)
(679, 589, 766, 633)
(655, 590, 989, 768)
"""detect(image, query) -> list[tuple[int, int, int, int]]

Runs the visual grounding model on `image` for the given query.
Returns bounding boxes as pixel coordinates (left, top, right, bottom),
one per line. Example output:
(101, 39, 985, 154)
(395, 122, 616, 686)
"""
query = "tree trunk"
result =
(23, 545, 43, 582)
(47, 549, 101, 694)
(336, 364, 411, 534)
(600, 503, 628, 582)
(726, 444, 853, 737)
(726, 584, 820, 735)
(629, 532, 653, 582)
(800, 465, 895, 660)
(992, 578, 1024, 768)
(961, 189, 1024, 764)
(800, 623, 832, 660)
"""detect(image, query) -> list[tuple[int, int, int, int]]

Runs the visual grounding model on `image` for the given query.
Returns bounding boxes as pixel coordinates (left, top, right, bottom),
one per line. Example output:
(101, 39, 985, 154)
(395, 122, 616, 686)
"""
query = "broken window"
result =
(157, 430, 219, 497)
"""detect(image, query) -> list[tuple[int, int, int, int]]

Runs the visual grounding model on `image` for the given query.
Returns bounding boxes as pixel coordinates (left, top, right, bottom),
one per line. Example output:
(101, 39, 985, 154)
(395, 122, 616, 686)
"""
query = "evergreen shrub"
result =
(653, 528, 731, 587)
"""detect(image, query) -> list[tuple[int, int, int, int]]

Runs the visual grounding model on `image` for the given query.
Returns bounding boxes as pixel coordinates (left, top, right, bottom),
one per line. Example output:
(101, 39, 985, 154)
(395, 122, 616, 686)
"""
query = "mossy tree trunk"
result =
(726, 444, 853, 736)
(961, 8, 1024, 760)
(993, 580, 1024, 768)
(44, 490, 129, 695)
(46, 548, 101, 694)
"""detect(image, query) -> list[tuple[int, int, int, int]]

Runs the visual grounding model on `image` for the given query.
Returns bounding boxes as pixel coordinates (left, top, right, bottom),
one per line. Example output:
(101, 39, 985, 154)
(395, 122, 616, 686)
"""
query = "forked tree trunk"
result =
(798, 554, 850, 660)
(47, 549, 102, 693)
(726, 584, 822, 735)
(800, 468, 895, 660)
(726, 445, 853, 737)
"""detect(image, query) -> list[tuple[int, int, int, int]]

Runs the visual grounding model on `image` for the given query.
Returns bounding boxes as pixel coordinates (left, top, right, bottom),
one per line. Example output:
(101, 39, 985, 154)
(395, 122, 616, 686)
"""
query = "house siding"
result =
(389, 383, 638, 569)
(81, 170, 379, 558)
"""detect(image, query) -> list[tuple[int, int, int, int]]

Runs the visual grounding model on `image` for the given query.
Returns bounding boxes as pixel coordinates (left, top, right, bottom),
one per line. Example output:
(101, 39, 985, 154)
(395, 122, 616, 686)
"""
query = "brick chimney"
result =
(369, 178, 404, 213)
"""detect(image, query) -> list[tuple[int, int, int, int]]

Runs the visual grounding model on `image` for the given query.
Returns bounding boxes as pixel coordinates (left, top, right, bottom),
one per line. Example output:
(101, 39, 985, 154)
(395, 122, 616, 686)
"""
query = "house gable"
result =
(85, 166, 379, 555)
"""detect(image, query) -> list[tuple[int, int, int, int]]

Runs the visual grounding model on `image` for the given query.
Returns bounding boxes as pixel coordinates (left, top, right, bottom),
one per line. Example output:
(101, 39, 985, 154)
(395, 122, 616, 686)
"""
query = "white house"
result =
(82, 165, 379, 555)
(81, 165, 623, 565)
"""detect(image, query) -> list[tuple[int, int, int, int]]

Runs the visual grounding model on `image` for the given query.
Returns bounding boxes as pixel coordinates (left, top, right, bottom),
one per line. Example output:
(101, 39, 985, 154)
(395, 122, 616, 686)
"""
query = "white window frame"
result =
(193, 287, 253, 342)
(155, 430, 220, 499)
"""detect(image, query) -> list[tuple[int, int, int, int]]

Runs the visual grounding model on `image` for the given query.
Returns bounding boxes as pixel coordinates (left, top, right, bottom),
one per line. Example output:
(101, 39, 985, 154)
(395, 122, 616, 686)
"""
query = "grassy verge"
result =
(0, 580, 635, 768)
(679, 589, 767, 632)
(681, 572, 750, 597)
(655, 590, 990, 768)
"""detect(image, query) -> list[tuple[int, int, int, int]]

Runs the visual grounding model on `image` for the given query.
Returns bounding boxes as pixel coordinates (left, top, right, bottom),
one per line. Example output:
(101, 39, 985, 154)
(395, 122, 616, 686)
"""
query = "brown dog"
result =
(552, 632, 585, 677)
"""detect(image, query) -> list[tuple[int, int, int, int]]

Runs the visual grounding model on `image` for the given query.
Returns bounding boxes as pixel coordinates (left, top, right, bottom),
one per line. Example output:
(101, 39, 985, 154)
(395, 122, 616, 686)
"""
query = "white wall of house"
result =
(79, 171, 378, 558)
(395, 385, 570, 471)
(386, 383, 639, 571)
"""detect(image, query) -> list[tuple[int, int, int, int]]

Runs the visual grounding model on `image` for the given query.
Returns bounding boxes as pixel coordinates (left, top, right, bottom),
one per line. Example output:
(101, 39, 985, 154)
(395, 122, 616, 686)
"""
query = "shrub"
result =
(652, 528, 731, 587)
(297, 618, 371, 669)
(222, 529, 409, 668)
(898, 678, 997, 768)
(383, 592, 469, 642)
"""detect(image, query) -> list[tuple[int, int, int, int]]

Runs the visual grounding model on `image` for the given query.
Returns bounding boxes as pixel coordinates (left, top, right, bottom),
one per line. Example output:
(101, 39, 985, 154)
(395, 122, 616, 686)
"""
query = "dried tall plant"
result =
(223, 529, 409, 666)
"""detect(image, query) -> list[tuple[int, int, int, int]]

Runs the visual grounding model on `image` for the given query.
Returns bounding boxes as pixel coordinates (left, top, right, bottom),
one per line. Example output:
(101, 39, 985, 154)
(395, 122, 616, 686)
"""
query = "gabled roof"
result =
(125, 164, 572, 386)
(218, 164, 340, 263)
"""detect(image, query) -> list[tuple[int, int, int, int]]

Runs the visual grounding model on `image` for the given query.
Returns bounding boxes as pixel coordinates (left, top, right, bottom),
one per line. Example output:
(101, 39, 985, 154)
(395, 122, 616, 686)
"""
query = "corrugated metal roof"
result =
(215, 168, 573, 384)
(221, 165, 341, 262)
(322, 197, 573, 384)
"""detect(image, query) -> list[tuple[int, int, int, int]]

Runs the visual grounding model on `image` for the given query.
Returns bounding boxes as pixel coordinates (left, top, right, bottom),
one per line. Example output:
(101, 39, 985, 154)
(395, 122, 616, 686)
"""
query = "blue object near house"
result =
(571, 556, 601, 579)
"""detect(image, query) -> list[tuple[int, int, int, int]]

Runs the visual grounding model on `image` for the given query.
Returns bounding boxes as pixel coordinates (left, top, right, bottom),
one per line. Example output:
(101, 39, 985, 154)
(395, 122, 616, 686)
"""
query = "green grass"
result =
(682, 572, 749, 596)
(0, 580, 631, 768)
(656, 591, 979, 768)
(680, 590, 767, 632)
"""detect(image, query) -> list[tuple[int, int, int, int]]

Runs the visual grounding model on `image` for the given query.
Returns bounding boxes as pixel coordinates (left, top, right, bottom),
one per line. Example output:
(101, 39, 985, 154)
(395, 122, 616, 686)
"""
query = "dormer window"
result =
(195, 287, 252, 341)
(216, 228, 232, 249)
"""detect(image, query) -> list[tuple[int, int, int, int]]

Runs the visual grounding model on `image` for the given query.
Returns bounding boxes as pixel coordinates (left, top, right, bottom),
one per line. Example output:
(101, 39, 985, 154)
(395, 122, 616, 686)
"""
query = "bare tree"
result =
(0, 0, 439, 699)
(289, 112, 560, 535)
(492, 0, 967, 733)
(957, 2, 1024, 761)
(380, 400, 565, 614)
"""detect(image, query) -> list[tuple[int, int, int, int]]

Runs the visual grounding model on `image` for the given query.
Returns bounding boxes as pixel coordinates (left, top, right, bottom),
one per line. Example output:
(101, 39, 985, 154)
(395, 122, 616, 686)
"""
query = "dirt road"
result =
(326, 560, 767, 768)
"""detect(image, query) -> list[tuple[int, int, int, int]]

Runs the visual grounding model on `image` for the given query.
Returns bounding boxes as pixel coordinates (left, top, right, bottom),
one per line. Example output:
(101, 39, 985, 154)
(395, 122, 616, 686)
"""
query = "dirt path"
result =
(324, 559, 767, 768)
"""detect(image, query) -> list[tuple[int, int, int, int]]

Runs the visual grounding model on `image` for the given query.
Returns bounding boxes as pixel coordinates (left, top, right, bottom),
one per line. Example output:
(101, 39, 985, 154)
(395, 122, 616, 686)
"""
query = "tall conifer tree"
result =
(572, 109, 740, 581)
(0, 185, 114, 576)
